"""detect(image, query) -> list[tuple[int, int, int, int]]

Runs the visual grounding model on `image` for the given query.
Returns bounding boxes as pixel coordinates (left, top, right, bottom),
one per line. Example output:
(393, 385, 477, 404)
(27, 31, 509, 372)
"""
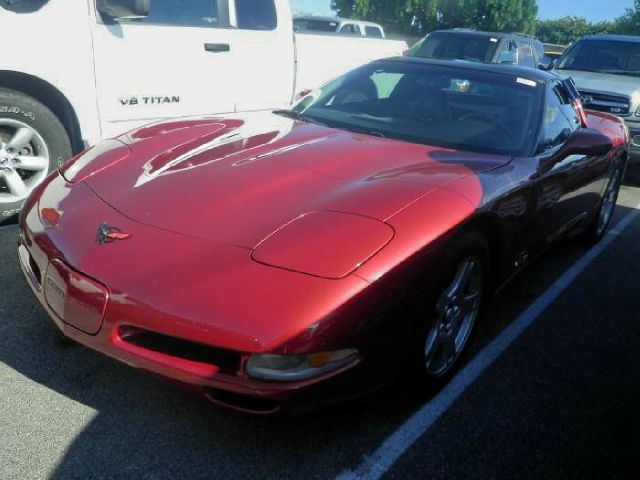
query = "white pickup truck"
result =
(0, 0, 407, 218)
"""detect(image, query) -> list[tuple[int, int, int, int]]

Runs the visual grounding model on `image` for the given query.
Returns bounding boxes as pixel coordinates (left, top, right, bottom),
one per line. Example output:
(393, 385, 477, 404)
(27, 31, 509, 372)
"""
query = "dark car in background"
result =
(409, 29, 549, 70)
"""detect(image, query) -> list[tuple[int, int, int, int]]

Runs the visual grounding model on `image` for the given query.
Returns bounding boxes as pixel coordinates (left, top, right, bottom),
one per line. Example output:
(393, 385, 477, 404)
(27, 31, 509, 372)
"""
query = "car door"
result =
(91, 0, 237, 139)
(529, 82, 605, 249)
(225, 0, 295, 112)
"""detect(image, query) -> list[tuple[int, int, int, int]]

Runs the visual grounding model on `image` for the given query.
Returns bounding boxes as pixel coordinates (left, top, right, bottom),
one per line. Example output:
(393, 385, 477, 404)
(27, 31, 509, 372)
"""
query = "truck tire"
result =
(0, 88, 72, 220)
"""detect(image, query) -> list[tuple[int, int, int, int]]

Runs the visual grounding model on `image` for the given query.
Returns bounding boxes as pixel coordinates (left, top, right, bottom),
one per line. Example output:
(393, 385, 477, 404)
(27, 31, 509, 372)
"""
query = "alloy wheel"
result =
(0, 119, 50, 204)
(424, 257, 483, 377)
(596, 169, 622, 237)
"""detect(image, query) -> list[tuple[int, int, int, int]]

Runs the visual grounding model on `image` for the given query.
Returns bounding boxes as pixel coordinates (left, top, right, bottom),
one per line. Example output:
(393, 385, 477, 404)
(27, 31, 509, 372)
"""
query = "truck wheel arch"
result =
(0, 70, 84, 153)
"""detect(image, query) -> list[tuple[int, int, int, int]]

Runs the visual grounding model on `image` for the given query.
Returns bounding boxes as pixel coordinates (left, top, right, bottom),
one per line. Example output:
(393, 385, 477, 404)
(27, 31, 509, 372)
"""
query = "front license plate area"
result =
(44, 260, 108, 335)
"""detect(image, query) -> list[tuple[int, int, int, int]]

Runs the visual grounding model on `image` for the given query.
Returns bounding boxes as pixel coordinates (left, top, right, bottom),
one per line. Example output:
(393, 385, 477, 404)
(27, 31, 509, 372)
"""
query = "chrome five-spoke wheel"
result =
(0, 119, 50, 204)
(596, 169, 622, 238)
(424, 257, 483, 377)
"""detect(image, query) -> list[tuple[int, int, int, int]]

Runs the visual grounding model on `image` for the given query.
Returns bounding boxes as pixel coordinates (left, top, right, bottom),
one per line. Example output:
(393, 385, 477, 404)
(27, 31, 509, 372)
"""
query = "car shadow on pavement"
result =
(0, 202, 635, 478)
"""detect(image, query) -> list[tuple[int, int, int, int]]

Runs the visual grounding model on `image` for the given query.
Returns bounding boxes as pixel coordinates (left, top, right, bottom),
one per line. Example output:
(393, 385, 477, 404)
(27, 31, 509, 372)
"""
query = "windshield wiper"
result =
(272, 109, 327, 126)
(341, 125, 387, 138)
(273, 109, 303, 119)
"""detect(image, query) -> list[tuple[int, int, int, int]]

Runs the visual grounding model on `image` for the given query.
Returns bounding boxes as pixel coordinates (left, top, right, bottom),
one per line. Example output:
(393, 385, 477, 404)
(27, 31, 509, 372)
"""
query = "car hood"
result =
(557, 69, 640, 97)
(85, 112, 508, 248)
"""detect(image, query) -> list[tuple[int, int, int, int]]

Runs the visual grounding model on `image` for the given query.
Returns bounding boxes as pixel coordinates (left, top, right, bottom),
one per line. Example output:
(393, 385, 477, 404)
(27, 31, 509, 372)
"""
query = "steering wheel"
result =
(458, 112, 517, 144)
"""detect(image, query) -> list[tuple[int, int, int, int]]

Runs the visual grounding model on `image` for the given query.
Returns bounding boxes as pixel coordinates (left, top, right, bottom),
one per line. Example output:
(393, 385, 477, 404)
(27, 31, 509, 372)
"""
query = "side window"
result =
(365, 26, 383, 38)
(118, 0, 222, 28)
(339, 23, 361, 35)
(235, 0, 277, 30)
(518, 42, 536, 68)
(497, 40, 518, 64)
(538, 84, 580, 153)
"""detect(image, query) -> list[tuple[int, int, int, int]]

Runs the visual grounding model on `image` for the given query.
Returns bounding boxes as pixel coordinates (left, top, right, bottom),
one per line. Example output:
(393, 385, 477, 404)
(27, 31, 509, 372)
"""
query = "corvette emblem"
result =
(97, 222, 131, 245)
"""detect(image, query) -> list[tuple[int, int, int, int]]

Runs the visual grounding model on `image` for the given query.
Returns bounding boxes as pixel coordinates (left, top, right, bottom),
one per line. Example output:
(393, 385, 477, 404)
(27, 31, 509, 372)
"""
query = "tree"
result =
(475, 0, 538, 34)
(614, 0, 640, 35)
(331, 0, 538, 36)
(535, 16, 614, 45)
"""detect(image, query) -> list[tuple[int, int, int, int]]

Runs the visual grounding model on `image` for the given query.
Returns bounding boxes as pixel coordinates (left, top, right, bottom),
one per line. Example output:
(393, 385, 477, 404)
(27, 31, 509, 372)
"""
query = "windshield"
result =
(557, 40, 640, 77)
(410, 32, 500, 63)
(291, 62, 542, 157)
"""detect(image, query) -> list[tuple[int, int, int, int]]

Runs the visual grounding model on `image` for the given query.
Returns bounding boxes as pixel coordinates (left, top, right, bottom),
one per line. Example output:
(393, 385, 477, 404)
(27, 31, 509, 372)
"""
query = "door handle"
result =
(204, 43, 230, 53)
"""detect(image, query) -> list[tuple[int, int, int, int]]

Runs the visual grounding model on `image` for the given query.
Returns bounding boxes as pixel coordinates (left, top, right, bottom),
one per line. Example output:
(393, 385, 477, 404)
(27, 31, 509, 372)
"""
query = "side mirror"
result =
(97, 0, 150, 19)
(538, 58, 555, 71)
(540, 128, 612, 173)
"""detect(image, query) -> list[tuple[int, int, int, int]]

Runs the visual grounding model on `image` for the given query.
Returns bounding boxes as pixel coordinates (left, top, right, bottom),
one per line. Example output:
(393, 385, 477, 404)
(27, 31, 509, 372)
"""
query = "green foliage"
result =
(332, 0, 539, 35)
(330, 0, 640, 42)
(615, 0, 640, 35)
(535, 16, 614, 45)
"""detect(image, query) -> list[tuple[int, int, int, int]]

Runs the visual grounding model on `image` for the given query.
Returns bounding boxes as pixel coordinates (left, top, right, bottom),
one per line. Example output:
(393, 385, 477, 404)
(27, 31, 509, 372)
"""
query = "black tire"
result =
(405, 231, 490, 386)
(581, 166, 623, 245)
(0, 88, 72, 220)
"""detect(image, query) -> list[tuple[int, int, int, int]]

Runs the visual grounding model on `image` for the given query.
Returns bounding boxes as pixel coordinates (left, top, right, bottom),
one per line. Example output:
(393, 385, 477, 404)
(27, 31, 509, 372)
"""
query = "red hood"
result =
(84, 113, 509, 248)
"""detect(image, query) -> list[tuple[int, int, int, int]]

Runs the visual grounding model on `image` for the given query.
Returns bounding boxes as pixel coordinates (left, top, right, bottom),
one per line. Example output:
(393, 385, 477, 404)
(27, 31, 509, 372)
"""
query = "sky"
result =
(290, 0, 633, 22)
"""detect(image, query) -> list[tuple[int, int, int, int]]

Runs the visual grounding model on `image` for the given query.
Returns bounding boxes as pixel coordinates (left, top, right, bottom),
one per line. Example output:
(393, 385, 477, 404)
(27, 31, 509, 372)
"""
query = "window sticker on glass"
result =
(517, 77, 537, 87)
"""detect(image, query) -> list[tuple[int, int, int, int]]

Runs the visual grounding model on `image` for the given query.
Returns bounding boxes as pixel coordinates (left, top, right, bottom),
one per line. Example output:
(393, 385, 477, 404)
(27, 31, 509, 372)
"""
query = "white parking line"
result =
(336, 202, 640, 480)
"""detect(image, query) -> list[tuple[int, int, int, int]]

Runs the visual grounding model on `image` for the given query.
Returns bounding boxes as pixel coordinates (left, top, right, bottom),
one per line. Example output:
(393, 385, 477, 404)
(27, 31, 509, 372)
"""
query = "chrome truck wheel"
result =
(0, 119, 50, 204)
(0, 88, 72, 219)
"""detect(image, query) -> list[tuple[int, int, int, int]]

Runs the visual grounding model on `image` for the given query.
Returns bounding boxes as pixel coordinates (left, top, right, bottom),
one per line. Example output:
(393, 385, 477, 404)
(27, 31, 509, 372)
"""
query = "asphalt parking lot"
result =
(1, 185, 639, 480)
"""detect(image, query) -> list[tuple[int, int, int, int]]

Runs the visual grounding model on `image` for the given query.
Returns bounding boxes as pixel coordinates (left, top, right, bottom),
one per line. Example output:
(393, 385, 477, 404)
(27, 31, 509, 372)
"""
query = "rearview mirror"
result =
(97, 0, 150, 19)
(540, 128, 612, 173)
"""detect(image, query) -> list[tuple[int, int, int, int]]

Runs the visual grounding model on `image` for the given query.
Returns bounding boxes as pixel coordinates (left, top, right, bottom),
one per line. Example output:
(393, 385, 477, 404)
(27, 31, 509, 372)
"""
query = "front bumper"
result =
(16, 174, 373, 415)
(17, 230, 368, 414)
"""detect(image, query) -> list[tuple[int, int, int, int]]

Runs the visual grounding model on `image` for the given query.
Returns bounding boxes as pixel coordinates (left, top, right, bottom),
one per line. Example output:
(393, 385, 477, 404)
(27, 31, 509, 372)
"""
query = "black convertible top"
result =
(379, 56, 556, 84)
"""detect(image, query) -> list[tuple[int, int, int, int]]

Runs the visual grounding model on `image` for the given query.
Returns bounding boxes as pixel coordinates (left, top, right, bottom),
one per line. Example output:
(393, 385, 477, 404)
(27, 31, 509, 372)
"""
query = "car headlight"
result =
(246, 349, 358, 381)
(252, 211, 393, 279)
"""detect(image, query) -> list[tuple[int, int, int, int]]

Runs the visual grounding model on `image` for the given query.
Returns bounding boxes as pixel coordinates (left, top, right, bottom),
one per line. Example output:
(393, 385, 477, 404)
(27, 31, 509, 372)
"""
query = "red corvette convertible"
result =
(18, 58, 627, 414)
